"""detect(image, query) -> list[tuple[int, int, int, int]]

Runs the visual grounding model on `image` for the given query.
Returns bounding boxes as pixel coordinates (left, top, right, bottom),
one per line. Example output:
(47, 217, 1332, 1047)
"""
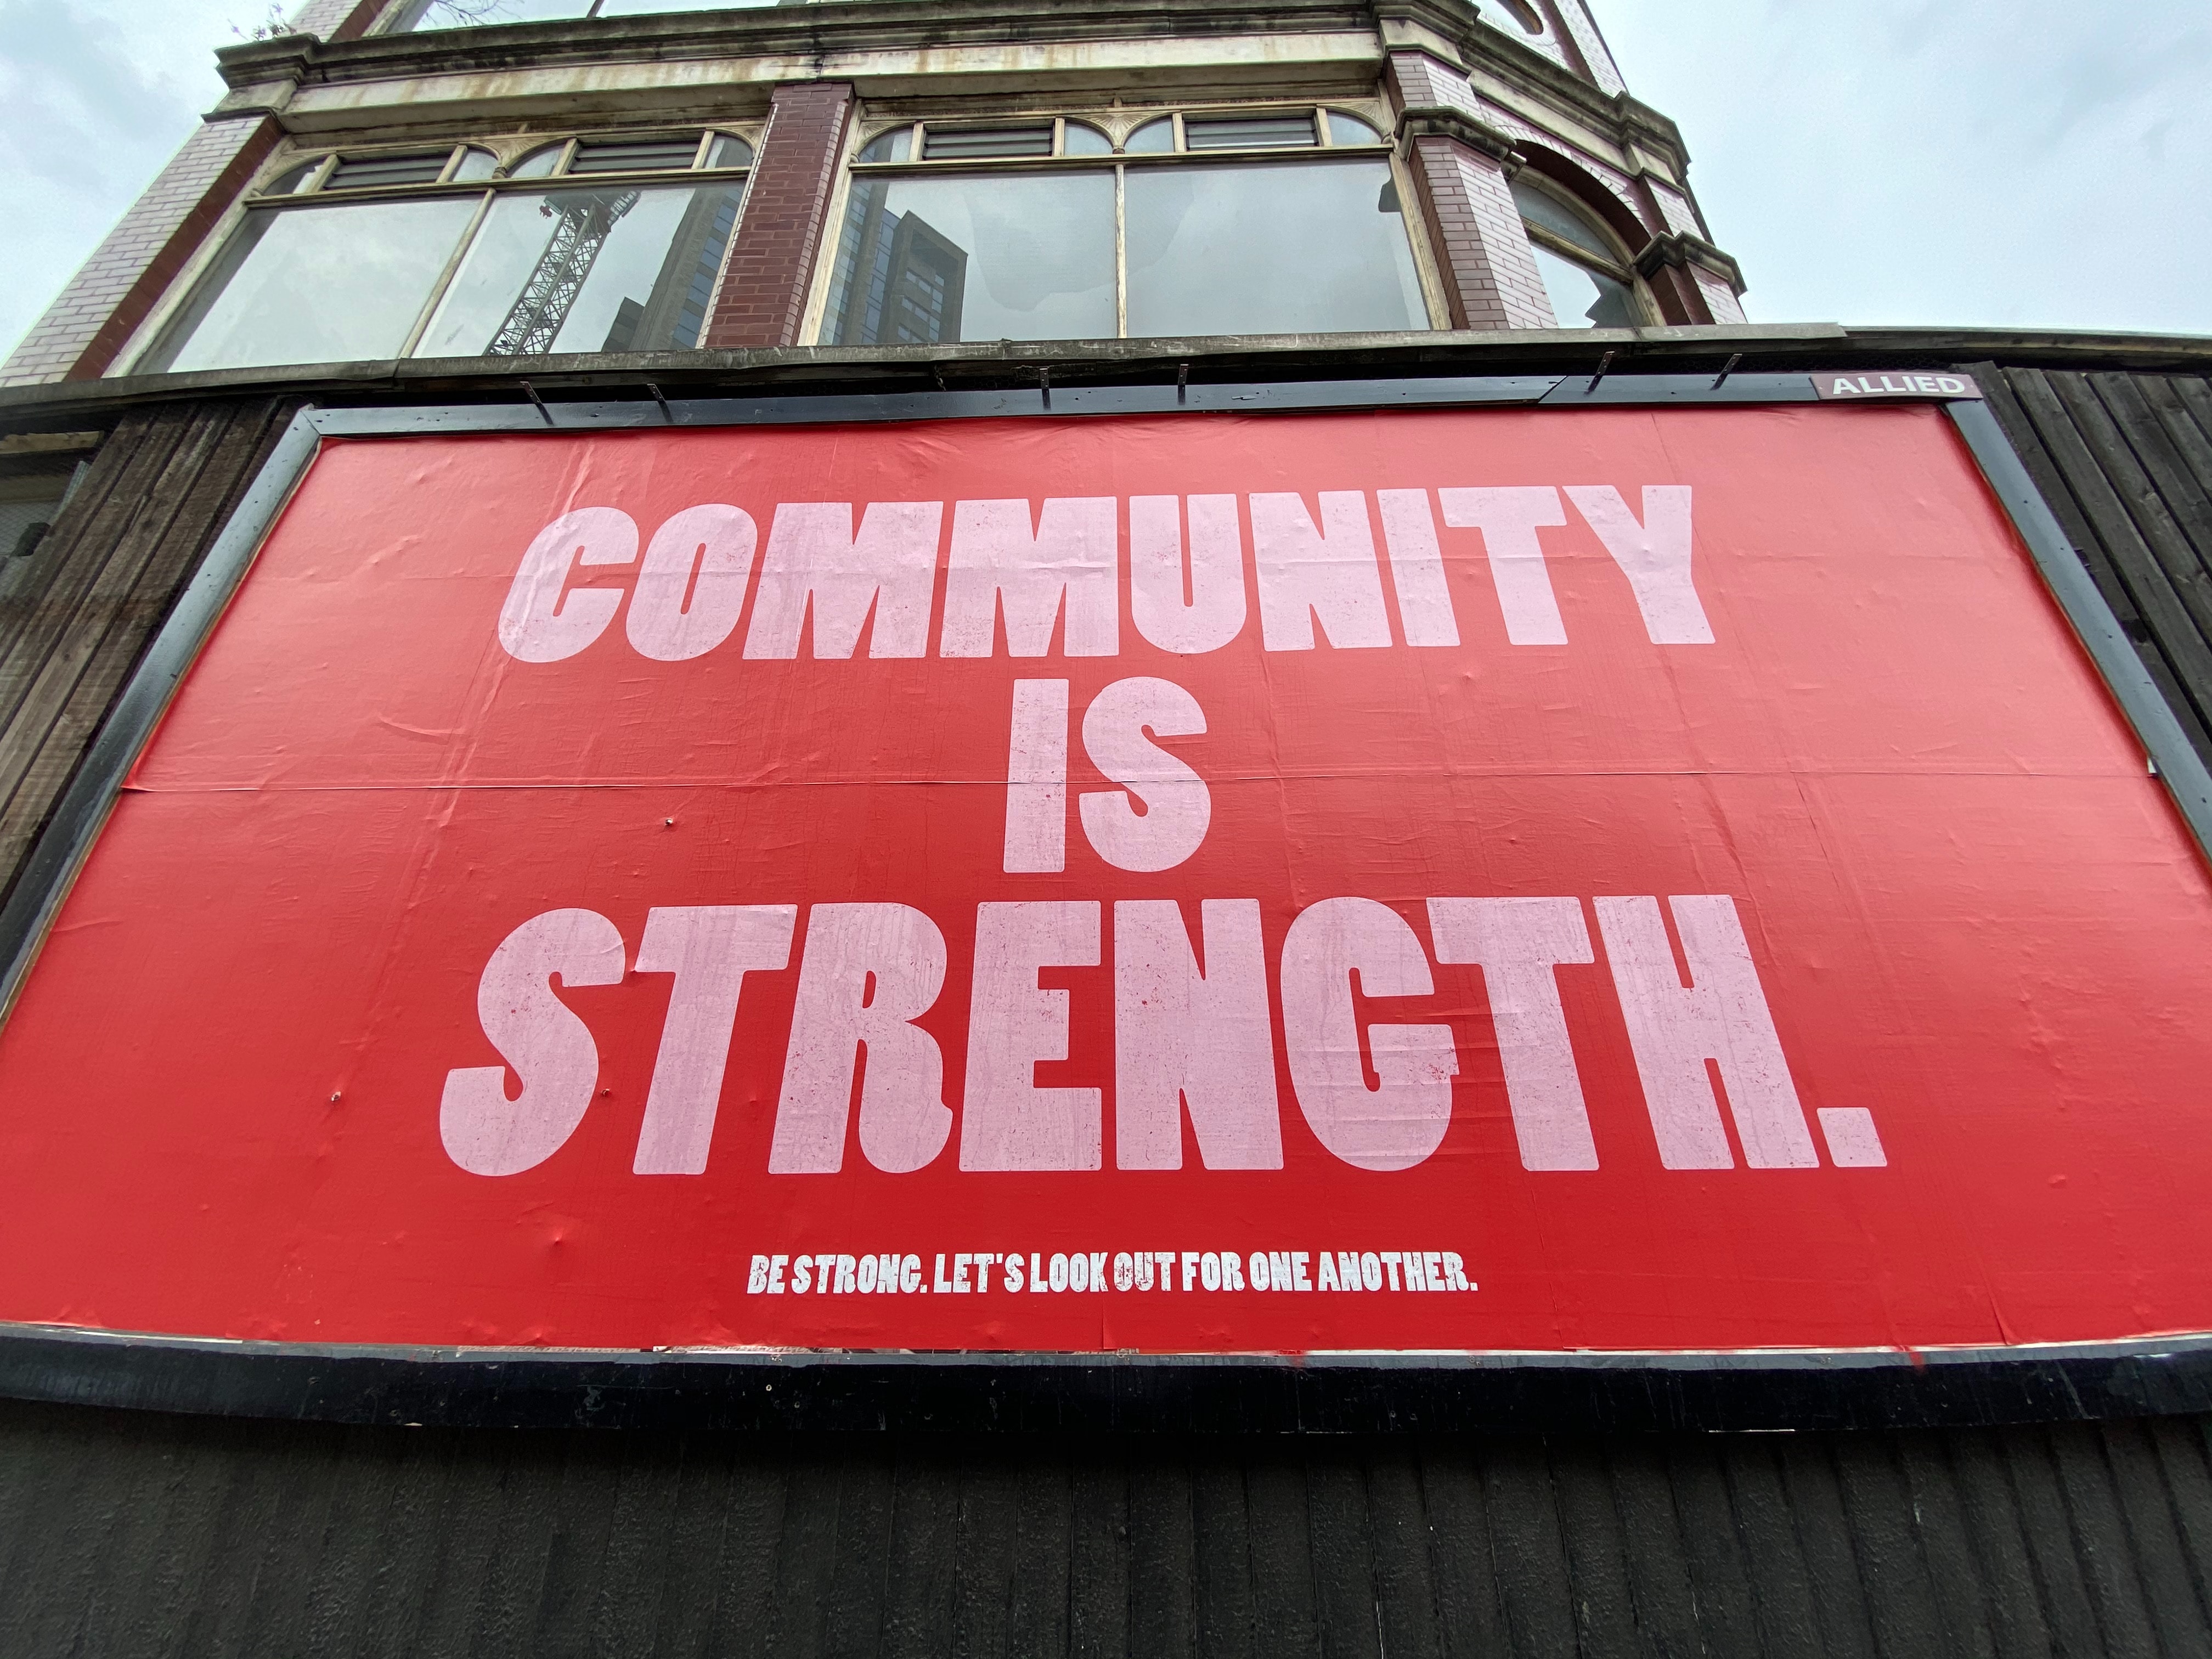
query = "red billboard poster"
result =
(0, 400, 2208, 1359)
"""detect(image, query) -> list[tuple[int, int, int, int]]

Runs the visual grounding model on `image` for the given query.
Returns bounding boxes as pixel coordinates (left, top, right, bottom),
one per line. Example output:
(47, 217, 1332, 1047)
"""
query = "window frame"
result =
(128, 127, 761, 374)
(1510, 173, 1653, 329)
(810, 101, 1443, 345)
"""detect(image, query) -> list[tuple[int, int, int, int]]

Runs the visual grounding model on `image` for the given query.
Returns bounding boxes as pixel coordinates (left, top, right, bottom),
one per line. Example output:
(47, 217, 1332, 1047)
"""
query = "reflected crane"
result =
(487, 189, 640, 357)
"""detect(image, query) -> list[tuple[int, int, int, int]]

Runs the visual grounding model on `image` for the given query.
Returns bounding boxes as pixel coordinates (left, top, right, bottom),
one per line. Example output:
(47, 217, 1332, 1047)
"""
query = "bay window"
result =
(138, 132, 753, 375)
(821, 106, 1430, 346)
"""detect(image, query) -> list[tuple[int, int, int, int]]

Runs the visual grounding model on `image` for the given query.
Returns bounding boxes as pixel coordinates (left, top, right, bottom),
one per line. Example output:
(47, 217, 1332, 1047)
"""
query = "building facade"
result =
(4, 4, 2212, 1656)
(2, 0, 1741, 393)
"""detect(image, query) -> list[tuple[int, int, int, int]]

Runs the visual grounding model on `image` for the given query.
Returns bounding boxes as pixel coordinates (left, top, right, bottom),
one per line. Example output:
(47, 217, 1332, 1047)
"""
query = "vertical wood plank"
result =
(1410, 1437, 1514, 1658)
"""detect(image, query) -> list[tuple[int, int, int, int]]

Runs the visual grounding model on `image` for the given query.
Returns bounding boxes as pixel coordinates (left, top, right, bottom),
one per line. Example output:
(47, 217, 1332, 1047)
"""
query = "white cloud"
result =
(0, 0, 253, 359)
(1591, 0, 2212, 332)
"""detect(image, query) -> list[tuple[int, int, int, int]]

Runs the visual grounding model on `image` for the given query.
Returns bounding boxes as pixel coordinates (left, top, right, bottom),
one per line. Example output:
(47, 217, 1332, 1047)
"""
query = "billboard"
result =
(1, 400, 2209, 1359)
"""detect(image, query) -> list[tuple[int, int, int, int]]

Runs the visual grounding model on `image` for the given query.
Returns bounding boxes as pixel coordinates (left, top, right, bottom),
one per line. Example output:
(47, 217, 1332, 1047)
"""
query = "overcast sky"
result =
(1, 0, 2206, 360)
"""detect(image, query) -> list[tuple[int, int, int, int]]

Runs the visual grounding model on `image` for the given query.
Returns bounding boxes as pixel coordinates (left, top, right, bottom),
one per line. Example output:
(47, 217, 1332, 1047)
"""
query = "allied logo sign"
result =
(1813, 371, 1983, 400)
(0, 403, 2207, 1357)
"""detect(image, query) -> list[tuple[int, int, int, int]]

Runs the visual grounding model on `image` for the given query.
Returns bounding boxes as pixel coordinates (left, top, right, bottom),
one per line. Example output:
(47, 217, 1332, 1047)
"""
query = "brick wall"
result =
(0, 116, 280, 387)
(1693, 267, 1746, 324)
(1549, 0, 1627, 95)
(703, 81, 853, 350)
(1387, 53, 1553, 332)
(287, 0, 389, 40)
(1406, 138, 1554, 330)
(1419, 69, 1745, 328)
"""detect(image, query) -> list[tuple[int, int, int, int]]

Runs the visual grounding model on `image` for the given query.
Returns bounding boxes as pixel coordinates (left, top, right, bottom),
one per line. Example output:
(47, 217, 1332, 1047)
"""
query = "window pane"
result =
(326, 152, 453, 190)
(510, 144, 566, 179)
(1326, 111, 1383, 146)
(1183, 114, 1316, 151)
(856, 128, 911, 163)
(452, 147, 500, 182)
(823, 171, 1115, 345)
(263, 161, 322, 196)
(923, 126, 1053, 161)
(568, 137, 704, 174)
(413, 183, 744, 357)
(704, 133, 753, 169)
(1063, 123, 1113, 157)
(1123, 118, 1174, 154)
(1511, 178, 1616, 264)
(147, 200, 479, 373)
(1125, 159, 1425, 338)
(1480, 0, 1549, 36)
(1528, 244, 1637, 328)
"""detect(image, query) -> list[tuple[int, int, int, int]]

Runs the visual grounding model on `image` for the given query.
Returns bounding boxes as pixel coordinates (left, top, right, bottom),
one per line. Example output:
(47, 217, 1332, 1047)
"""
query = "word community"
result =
(747, 1249, 1477, 1297)
(498, 484, 1715, 664)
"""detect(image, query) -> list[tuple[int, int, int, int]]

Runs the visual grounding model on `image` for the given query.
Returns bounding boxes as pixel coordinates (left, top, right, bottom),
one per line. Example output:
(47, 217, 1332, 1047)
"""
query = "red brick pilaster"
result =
(1633, 233, 1747, 326)
(287, 0, 389, 40)
(703, 81, 853, 350)
(1386, 52, 1554, 331)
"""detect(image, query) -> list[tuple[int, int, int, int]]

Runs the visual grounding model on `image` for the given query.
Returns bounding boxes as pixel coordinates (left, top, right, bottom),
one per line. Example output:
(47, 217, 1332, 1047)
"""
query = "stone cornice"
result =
(1633, 230, 1745, 295)
(1612, 94, 1688, 175)
(1374, 0, 1690, 173)
(212, 0, 1679, 185)
(1395, 104, 1523, 170)
(216, 0, 1391, 93)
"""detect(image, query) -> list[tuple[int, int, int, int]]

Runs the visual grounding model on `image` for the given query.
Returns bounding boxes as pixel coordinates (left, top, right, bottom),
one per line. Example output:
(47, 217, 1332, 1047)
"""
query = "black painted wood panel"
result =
(1972, 365, 2212, 769)
(0, 396, 299, 913)
(0, 1400, 2205, 1658)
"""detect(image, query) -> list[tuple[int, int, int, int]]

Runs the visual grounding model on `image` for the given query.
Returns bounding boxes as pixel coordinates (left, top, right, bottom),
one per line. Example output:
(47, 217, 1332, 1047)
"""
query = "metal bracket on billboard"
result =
(0, 406, 325, 1023)
(1947, 398, 2212, 862)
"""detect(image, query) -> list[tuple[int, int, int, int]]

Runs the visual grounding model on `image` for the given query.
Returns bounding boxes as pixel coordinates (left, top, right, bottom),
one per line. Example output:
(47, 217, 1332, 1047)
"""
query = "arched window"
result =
(1511, 177, 1641, 329)
(1480, 0, 1552, 40)
(822, 105, 1427, 346)
(137, 131, 755, 374)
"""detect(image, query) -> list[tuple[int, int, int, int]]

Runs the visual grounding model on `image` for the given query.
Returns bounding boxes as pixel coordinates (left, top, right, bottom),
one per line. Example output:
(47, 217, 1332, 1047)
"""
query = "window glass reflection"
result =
(856, 129, 911, 163)
(414, 183, 744, 357)
(823, 171, 1116, 345)
(1511, 179, 1615, 263)
(1124, 159, 1424, 337)
(146, 199, 479, 372)
(1528, 243, 1636, 329)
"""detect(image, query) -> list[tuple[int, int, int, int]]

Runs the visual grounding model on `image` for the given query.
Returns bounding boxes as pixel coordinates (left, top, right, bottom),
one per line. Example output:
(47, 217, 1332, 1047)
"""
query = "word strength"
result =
(439, 894, 1889, 1182)
(495, 486, 1713, 665)
(746, 1249, 1477, 1296)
